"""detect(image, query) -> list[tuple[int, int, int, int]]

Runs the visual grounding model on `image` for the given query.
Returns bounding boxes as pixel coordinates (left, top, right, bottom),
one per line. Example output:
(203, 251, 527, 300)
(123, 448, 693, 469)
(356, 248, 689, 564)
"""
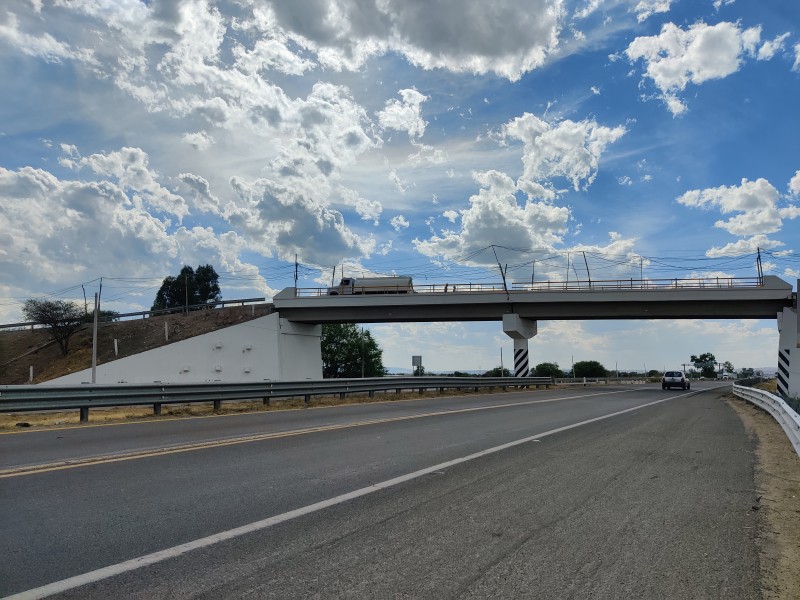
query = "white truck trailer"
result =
(327, 276, 414, 295)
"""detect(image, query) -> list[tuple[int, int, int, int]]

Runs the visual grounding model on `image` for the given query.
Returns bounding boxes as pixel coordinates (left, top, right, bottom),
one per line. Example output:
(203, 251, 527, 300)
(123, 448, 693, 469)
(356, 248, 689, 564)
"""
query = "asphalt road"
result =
(1, 383, 762, 598)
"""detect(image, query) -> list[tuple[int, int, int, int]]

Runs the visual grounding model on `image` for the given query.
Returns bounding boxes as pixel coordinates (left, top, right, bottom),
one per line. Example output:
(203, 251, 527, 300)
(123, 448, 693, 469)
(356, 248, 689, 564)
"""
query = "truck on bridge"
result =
(327, 276, 414, 295)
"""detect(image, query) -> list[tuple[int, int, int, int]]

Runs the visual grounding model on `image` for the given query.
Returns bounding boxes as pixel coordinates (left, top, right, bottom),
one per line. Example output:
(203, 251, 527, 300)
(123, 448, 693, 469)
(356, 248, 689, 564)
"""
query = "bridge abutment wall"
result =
(42, 313, 322, 385)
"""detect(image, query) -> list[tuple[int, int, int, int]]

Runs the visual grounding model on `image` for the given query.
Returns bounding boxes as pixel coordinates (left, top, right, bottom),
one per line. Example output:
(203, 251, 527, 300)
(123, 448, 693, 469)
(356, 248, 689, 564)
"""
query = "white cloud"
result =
(0, 11, 97, 64)
(713, 0, 735, 10)
(677, 177, 800, 257)
(265, 0, 566, 81)
(0, 159, 275, 314)
(590, 86, 600, 95)
(677, 178, 798, 237)
(574, 0, 604, 20)
(442, 210, 459, 223)
(757, 32, 790, 61)
(414, 170, 570, 263)
(0, 165, 170, 290)
(618, 176, 632, 186)
(182, 131, 215, 151)
(705, 235, 784, 258)
(60, 147, 189, 220)
(389, 169, 407, 194)
(626, 21, 763, 116)
(179, 172, 221, 215)
(377, 89, 428, 140)
(633, 0, 674, 23)
(390, 215, 410, 231)
(500, 113, 626, 192)
(789, 170, 800, 196)
(338, 187, 382, 225)
(232, 37, 315, 77)
(793, 43, 800, 71)
(227, 174, 376, 266)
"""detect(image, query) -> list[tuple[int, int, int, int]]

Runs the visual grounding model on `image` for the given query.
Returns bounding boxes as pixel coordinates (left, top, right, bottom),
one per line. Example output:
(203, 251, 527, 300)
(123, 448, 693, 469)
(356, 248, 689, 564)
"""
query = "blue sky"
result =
(1, 0, 799, 373)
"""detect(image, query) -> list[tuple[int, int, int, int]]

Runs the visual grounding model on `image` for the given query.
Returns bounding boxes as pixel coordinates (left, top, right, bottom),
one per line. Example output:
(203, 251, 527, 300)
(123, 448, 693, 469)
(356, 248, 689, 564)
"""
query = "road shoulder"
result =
(728, 395, 800, 599)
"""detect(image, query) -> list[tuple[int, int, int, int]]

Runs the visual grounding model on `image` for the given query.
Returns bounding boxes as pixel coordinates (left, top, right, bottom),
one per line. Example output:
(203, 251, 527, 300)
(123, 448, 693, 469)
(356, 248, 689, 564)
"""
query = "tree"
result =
(413, 365, 426, 376)
(22, 299, 85, 356)
(82, 309, 120, 323)
(722, 360, 734, 374)
(321, 324, 387, 378)
(532, 362, 563, 378)
(482, 366, 511, 377)
(691, 352, 717, 378)
(151, 265, 221, 312)
(572, 360, 608, 377)
(647, 369, 661, 378)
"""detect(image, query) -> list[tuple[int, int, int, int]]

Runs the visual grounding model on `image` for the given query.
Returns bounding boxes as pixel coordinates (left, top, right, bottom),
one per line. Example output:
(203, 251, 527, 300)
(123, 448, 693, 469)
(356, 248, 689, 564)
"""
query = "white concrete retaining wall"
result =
(43, 313, 322, 384)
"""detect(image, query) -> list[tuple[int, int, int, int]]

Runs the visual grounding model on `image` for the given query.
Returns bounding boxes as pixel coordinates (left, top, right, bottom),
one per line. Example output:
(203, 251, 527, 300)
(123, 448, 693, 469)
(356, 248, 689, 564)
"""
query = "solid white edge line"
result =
(6, 392, 689, 600)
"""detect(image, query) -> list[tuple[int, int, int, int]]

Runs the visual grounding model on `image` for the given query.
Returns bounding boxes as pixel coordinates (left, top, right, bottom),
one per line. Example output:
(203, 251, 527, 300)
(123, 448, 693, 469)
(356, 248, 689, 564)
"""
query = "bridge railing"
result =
(0, 376, 554, 422)
(733, 382, 800, 457)
(0, 297, 270, 331)
(293, 277, 763, 298)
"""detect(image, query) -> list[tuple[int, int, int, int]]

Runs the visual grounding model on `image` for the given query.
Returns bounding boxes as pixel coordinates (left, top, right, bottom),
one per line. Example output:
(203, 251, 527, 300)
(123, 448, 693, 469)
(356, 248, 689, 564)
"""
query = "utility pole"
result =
(361, 327, 365, 378)
(756, 247, 763, 284)
(491, 245, 509, 300)
(583, 251, 591, 288)
(91, 292, 98, 384)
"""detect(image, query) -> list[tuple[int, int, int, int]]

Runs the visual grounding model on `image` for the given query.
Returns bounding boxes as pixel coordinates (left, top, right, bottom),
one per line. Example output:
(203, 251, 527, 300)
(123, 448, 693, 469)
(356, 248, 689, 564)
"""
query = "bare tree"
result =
(22, 299, 85, 356)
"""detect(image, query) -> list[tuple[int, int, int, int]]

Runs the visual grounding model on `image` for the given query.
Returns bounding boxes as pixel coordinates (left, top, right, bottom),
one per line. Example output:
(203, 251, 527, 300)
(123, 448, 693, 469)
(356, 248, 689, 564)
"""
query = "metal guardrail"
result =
(733, 383, 800, 457)
(294, 277, 764, 297)
(0, 376, 554, 422)
(554, 377, 652, 385)
(0, 297, 270, 331)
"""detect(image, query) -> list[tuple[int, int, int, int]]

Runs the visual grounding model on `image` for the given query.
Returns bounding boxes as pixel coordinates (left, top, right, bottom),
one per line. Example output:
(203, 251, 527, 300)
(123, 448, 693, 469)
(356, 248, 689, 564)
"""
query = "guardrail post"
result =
(340, 392, 345, 400)
(213, 400, 221, 412)
(153, 403, 162, 416)
(396, 388, 401, 395)
(418, 387, 424, 395)
(262, 397, 270, 406)
(79, 407, 89, 422)
(304, 394, 311, 404)
(369, 390, 374, 398)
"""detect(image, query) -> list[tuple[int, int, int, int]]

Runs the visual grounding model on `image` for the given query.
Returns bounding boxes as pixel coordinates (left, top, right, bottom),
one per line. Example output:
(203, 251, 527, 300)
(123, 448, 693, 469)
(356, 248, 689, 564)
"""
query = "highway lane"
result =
(1, 385, 760, 598)
(0, 384, 684, 472)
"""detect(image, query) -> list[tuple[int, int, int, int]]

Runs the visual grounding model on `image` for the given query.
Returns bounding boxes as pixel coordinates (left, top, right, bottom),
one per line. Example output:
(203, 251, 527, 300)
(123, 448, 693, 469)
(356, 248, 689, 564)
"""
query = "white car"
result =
(662, 371, 690, 390)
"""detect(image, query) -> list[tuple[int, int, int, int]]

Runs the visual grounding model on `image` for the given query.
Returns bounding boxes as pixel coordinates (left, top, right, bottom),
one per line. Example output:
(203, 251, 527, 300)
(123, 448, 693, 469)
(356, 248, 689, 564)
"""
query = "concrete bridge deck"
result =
(273, 275, 796, 324)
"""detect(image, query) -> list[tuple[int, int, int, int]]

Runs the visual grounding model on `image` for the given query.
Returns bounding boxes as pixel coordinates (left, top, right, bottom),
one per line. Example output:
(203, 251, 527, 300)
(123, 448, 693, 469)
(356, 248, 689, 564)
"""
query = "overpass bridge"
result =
(272, 276, 794, 323)
(274, 275, 798, 397)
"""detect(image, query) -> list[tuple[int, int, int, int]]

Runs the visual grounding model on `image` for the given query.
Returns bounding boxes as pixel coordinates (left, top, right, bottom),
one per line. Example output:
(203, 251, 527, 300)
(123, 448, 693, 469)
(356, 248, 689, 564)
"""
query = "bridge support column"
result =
(777, 306, 800, 399)
(503, 314, 537, 377)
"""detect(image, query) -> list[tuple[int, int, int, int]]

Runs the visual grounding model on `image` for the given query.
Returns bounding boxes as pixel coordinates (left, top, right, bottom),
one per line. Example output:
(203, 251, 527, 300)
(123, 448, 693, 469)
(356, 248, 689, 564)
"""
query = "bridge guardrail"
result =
(0, 297, 270, 331)
(0, 376, 554, 422)
(293, 276, 765, 297)
(733, 383, 800, 457)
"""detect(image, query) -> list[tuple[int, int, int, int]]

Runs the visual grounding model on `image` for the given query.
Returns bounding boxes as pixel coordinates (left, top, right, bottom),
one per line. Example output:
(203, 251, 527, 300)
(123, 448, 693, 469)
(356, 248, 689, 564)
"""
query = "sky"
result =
(1, 0, 799, 374)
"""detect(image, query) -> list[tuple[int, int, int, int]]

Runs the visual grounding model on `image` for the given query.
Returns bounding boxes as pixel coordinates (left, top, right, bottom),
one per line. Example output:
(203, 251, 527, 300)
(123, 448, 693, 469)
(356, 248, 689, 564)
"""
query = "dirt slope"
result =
(0, 304, 274, 385)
